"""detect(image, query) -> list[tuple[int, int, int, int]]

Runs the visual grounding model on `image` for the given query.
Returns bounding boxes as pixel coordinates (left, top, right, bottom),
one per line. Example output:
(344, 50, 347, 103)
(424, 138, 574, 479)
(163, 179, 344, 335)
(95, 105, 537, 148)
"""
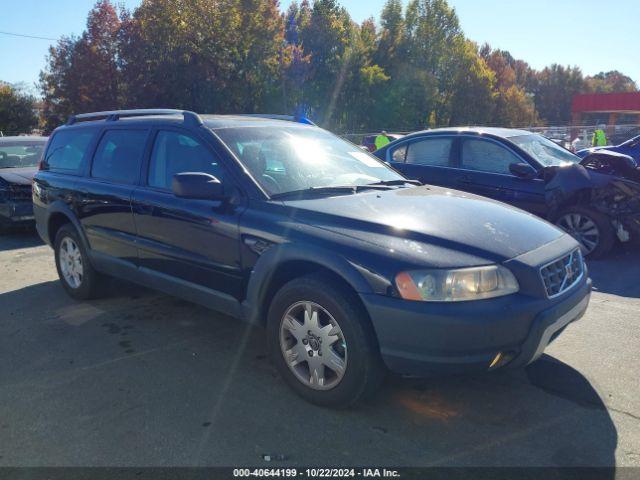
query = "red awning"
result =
(572, 92, 640, 113)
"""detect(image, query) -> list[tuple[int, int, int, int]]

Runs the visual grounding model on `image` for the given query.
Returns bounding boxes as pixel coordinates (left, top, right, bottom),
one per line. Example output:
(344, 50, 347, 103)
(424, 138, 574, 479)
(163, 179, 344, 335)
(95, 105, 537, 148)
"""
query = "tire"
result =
(267, 273, 385, 408)
(54, 224, 103, 300)
(554, 206, 615, 259)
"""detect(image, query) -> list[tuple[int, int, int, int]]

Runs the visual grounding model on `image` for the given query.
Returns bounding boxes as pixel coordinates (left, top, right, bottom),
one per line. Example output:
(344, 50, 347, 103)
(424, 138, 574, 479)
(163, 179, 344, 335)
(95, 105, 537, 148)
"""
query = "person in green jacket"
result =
(592, 125, 607, 146)
(374, 131, 391, 150)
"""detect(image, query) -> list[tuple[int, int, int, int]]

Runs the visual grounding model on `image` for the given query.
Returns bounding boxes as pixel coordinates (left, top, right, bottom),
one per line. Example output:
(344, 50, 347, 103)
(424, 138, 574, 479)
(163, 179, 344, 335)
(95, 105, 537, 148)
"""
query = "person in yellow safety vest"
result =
(374, 131, 391, 150)
(592, 125, 607, 147)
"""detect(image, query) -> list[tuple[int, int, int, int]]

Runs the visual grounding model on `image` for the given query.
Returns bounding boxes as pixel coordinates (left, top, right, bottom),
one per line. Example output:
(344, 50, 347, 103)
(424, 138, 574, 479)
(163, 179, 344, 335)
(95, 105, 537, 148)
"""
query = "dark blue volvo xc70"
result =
(34, 110, 591, 407)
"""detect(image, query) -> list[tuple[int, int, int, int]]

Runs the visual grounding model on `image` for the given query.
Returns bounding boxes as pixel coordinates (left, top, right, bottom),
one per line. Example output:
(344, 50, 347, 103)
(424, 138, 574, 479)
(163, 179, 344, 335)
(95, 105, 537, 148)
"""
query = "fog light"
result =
(488, 351, 516, 370)
(489, 352, 503, 369)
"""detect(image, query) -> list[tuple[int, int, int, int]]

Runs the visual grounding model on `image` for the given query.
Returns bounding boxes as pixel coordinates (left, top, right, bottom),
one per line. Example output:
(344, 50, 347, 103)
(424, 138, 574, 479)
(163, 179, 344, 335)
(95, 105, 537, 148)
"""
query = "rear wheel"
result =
(54, 224, 103, 300)
(554, 206, 615, 258)
(267, 273, 384, 407)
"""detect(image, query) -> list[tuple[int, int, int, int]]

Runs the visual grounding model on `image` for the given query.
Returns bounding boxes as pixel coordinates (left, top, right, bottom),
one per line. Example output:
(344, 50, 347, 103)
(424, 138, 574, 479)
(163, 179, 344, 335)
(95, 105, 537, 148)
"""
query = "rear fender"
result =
(46, 201, 90, 252)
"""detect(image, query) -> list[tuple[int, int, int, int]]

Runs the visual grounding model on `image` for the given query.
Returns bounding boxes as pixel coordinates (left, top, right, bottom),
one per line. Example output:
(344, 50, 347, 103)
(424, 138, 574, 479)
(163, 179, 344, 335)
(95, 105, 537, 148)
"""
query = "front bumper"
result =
(360, 276, 591, 377)
(0, 200, 34, 225)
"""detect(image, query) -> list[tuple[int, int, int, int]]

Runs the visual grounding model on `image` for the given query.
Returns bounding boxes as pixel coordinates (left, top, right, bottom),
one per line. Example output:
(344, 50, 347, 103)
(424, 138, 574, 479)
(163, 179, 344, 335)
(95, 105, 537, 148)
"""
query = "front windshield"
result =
(214, 125, 405, 196)
(622, 135, 640, 147)
(0, 142, 45, 168)
(509, 134, 580, 167)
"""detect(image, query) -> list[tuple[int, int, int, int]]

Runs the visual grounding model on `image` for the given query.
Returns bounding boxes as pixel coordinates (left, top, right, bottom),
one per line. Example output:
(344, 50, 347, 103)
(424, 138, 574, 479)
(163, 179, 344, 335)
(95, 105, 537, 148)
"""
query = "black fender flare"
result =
(46, 201, 91, 253)
(242, 243, 379, 325)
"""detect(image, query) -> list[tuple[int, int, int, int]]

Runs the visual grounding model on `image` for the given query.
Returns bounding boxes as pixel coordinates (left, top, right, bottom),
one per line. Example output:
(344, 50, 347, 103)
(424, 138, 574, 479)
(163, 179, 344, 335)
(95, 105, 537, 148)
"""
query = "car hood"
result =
(281, 185, 564, 265)
(0, 167, 37, 185)
(577, 150, 640, 183)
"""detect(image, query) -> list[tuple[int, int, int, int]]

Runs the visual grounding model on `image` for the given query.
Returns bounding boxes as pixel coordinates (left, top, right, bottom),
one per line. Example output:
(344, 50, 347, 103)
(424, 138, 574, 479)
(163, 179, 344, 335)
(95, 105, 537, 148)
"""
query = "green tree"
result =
(446, 40, 495, 126)
(375, 0, 404, 73)
(281, 1, 312, 114)
(298, 0, 354, 126)
(532, 64, 584, 124)
(0, 83, 38, 135)
(388, 0, 464, 129)
(335, 19, 390, 131)
(496, 85, 537, 127)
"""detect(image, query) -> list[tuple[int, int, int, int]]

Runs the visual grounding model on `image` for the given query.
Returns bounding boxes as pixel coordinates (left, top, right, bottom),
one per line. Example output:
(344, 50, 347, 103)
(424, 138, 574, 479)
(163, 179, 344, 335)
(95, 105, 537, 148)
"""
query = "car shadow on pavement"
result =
(0, 279, 618, 469)
(365, 358, 617, 469)
(586, 248, 640, 298)
(0, 229, 43, 251)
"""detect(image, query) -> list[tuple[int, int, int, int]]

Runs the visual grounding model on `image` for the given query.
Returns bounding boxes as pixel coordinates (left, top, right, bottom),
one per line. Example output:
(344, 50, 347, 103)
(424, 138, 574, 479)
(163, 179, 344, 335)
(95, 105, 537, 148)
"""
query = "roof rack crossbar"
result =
(66, 109, 203, 127)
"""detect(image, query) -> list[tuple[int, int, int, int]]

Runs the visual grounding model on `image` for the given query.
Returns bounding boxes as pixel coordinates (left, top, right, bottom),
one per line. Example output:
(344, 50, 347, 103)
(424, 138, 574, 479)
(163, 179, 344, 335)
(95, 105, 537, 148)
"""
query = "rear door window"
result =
(405, 138, 453, 166)
(44, 129, 95, 173)
(91, 130, 148, 184)
(390, 144, 407, 162)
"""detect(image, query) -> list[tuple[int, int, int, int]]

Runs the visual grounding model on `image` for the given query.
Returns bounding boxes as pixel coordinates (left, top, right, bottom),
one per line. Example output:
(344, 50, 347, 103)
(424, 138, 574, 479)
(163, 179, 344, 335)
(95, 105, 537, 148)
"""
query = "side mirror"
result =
(509, 162, 537, 179)
(172, 172, 224, 199)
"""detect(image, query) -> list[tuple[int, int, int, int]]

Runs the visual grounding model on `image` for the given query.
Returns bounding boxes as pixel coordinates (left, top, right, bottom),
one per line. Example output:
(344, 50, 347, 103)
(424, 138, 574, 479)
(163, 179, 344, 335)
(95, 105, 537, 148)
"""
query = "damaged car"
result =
(576, 134, 640, 163)
(374, 127, 640, 257)
(0, 136, 47, 232)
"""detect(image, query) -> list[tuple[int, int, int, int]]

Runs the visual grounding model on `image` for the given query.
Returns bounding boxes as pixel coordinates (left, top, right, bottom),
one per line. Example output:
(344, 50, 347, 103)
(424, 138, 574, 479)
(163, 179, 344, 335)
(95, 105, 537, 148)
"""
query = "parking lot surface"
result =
(1, 231, 639, 468)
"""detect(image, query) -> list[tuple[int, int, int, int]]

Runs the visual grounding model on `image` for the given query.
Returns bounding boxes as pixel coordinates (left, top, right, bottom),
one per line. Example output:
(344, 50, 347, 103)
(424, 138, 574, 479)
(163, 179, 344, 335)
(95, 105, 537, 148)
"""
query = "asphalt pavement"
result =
(0, 231, 639, 468)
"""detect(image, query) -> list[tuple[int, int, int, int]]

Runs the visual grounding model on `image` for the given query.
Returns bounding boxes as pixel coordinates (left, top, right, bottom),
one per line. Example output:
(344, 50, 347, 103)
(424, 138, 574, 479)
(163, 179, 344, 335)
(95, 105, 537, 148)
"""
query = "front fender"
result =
(242, 242, 382, 325)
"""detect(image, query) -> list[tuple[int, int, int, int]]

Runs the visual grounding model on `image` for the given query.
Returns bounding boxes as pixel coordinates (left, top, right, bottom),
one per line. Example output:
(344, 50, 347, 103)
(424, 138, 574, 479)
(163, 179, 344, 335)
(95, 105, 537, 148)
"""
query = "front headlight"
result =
(395, 265, 519, 302)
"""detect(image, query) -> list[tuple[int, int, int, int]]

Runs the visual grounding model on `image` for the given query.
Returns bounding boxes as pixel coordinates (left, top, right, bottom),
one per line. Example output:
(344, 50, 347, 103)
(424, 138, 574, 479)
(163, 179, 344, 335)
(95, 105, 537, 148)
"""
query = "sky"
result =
(1, 0, 639, 94)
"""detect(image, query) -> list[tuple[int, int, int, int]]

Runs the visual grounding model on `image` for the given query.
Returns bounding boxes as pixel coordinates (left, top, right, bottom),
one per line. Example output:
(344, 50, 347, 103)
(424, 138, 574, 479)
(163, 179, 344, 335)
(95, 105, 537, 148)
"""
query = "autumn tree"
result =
(480, 46, 538, 126)
(39, 0, 122, 131)
(584, 71, 638, 93)
(38, 0, 639, 133)
(119, 0, 284, 113)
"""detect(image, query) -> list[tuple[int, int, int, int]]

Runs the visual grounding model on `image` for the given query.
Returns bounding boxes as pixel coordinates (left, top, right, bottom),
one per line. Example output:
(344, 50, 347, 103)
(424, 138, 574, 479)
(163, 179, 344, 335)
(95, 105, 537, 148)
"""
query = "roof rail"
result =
(239, 114, 316, 126)
(66, 109, 203, 127)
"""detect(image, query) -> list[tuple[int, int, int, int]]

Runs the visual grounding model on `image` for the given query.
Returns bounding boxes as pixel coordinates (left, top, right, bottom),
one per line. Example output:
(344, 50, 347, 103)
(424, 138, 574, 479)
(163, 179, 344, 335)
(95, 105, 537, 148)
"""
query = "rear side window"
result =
(406, 138, 453, 166)
(91, 130, 147, 184)
(148, 130, 223, 190)
(44, 130, 95, 173)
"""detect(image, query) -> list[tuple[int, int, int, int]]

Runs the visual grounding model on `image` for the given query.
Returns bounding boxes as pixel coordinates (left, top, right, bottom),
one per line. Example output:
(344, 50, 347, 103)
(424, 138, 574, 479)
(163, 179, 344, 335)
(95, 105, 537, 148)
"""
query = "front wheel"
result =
(267, 273, 384, 408)
(554, 207, 615, 258)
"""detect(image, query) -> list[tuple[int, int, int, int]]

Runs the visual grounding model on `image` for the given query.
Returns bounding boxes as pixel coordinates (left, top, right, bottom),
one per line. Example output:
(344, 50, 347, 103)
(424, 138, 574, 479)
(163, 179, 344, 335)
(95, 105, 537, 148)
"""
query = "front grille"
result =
(540, 249, 584, 298)
(7, 184, 32, 201)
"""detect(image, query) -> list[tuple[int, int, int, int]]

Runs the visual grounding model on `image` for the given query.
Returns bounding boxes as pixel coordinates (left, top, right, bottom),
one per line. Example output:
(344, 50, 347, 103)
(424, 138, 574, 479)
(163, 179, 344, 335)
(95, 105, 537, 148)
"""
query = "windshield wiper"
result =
(366, 179, 422, 186)
(270, 180, 422, 200)
(270, 185, 358, 200)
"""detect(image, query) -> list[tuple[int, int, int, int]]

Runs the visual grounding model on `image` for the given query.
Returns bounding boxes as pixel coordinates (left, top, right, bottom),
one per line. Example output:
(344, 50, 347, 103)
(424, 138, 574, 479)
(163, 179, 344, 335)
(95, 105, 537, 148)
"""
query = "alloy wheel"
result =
(279, 301, 347, 391)
(59, 236, 84, 289)
(556, 213, 600, 255)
